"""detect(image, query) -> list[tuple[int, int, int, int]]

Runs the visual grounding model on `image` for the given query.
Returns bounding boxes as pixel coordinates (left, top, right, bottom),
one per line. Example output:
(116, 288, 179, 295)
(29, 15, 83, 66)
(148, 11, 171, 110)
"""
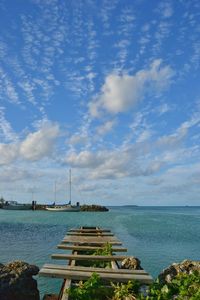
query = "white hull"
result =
(45, 205, 80, 212)
(2, 204, 32, 210)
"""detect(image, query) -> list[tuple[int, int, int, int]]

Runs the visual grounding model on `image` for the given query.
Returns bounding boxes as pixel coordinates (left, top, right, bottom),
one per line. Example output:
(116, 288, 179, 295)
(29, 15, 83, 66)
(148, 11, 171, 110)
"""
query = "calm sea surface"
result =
(0, 206, 199, 298)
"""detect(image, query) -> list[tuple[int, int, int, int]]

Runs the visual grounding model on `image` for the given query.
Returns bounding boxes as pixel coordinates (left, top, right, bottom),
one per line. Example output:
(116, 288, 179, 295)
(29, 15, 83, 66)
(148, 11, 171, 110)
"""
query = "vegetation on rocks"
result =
(66, 272, 111, 300)
(142, 271, 200, 300)
(66, 271, 200, 300)
(80, 204, 109, 211)
(2, 256, 199, 300)
(66, 259, 200, 300)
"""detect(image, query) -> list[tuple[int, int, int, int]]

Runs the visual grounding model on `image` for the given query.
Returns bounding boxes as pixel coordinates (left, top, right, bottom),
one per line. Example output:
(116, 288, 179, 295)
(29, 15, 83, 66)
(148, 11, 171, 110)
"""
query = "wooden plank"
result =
(57, 244, 127, 252)
(39, 268, 153, 284)
(62, 236, 122, 245)
(69, 228, 111, 233)
(52, 254, 130, 261)
(43, 264, 149, 275)
(59, 278, 70, 300)
(62, 240, 122, 245)
(59, 250, 77, 300)
(111, 260, 119, 270)
(67, 232, 114, 236)
(63, 235, 119, 242)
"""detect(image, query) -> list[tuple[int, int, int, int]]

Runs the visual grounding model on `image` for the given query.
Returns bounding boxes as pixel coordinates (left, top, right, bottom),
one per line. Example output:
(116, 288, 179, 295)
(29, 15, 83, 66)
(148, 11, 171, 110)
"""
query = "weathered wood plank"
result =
(62, 240, 122, 245)
(39, 268, 153, 284)
(67, 232, 114, 236)
(63, 235, 119, 242)
(111, 260, 119, 270)
(43, 264, 149, 275)
(69, 228, 111, 232)
(59, 279, 70, 300)
(59, 250, 77, 300)
(62, 235, 122, 245)
(57, 244, 127, 252)
(52, 254, 130, 261)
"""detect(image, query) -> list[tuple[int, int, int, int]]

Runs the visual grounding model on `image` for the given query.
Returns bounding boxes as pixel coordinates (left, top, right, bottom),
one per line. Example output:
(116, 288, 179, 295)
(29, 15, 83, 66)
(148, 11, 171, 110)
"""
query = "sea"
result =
(0, 206, 200, 299)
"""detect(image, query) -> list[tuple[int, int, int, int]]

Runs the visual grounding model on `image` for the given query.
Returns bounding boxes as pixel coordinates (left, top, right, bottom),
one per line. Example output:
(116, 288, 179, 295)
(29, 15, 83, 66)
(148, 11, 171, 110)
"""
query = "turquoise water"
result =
(0, 206, 200, 298)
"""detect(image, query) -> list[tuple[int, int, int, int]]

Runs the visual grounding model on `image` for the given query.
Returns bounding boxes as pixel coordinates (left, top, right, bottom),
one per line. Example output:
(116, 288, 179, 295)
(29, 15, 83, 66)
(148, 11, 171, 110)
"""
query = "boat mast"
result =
(69, 169, 71, 204)
(32, 191, 34, 202)
(54, 181, 57, 205)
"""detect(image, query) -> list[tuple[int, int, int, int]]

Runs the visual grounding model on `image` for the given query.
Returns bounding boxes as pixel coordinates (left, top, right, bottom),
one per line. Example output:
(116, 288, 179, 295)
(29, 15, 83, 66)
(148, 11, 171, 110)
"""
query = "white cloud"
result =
(63, 112, 200, 181)
(0, 67, 20, 105)
(64, 146, 163, 180)
(20, 122, 60, 161)
(0, 121, 60, 165)
(160, 2, 174, 18)
(65, 150, 104, 169)
(0, 144, 19, 165)
(0, 40, 7, 58)
(96, 120, 116, 135)
(69, 134, 88, 146)
(78, 183, 100, 193)
(136, 129, 153, 143)
(89, 60, 174, 116)
(0, 167, 36, 182)
(0, 107, 17, 142)
(156, 103, 171, 115)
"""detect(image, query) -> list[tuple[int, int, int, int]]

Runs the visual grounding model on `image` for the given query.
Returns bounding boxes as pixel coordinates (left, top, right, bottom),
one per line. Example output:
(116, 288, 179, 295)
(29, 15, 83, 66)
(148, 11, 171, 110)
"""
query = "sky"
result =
(0, 0, 200, 206)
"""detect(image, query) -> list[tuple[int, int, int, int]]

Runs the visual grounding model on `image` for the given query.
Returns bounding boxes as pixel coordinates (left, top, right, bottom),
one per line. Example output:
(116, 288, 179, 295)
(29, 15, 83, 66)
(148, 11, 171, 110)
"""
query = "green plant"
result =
(110, 280, 140, 300)
(92, 243, 113, 268)
(76, 243, 113, 268)
(94, 243, 113, 256)
(66, 273, 141, 300)
(66, 272, 111, 300)
(66, 264, 200, 299)
(145, 271, 200, 300)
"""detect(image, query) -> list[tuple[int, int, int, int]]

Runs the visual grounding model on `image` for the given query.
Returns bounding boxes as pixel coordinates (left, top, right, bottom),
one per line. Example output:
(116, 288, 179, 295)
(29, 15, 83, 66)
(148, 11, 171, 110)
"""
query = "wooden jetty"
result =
(39, 226, 153, 300)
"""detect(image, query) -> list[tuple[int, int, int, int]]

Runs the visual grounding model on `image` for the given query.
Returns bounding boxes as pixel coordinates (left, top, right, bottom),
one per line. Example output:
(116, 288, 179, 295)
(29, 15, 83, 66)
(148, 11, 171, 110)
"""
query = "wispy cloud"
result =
(0, 107, 17, 142)
(156, 1, 174, 19)
(62, 108, 200, 185)
(0, 67, 20, 104)
(96, 120, 116, 136)
(100, 0, 118, 35)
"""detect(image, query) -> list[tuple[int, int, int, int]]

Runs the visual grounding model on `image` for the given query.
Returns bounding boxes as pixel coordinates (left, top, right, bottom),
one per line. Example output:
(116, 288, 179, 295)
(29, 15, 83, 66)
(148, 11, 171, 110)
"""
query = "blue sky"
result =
(0, 0, 200, 206)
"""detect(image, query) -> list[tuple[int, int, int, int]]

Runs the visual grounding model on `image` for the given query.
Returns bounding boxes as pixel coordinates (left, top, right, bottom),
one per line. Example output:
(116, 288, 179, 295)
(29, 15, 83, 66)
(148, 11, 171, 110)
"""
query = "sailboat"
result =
(45, 170, 80, 212)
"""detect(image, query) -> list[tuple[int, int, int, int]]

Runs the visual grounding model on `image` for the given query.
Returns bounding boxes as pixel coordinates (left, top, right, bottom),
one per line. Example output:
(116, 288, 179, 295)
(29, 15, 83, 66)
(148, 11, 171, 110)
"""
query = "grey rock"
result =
(121, 257, 143, 270)
(158, 259, 200, 284)
(0, 260, 40, 300)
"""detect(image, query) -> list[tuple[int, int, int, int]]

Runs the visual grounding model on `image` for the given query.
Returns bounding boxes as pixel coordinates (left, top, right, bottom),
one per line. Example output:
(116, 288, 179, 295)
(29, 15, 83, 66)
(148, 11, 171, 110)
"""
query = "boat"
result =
(45, 170, 80, 212)
(45, 203, 80, 212)
(2, 201, 32, 210)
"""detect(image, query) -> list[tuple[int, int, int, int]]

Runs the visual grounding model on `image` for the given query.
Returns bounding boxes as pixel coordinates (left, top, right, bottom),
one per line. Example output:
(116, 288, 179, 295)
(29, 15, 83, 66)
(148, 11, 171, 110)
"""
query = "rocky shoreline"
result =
(80, 204, 109, 211)
(0, 261, 39, 300)
(0, 198, 109, 212)
(34, 204, 109, 211)
(0, 259, 199, 300)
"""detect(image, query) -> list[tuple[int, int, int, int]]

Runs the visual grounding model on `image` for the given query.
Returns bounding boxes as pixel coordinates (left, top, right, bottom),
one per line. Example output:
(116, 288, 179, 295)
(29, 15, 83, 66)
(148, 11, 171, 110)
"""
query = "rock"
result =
(158, 259, 200, 284)
(121, 257, 143, 270)
(0, 261, 40, 300)
(80, 204, 109, 211)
